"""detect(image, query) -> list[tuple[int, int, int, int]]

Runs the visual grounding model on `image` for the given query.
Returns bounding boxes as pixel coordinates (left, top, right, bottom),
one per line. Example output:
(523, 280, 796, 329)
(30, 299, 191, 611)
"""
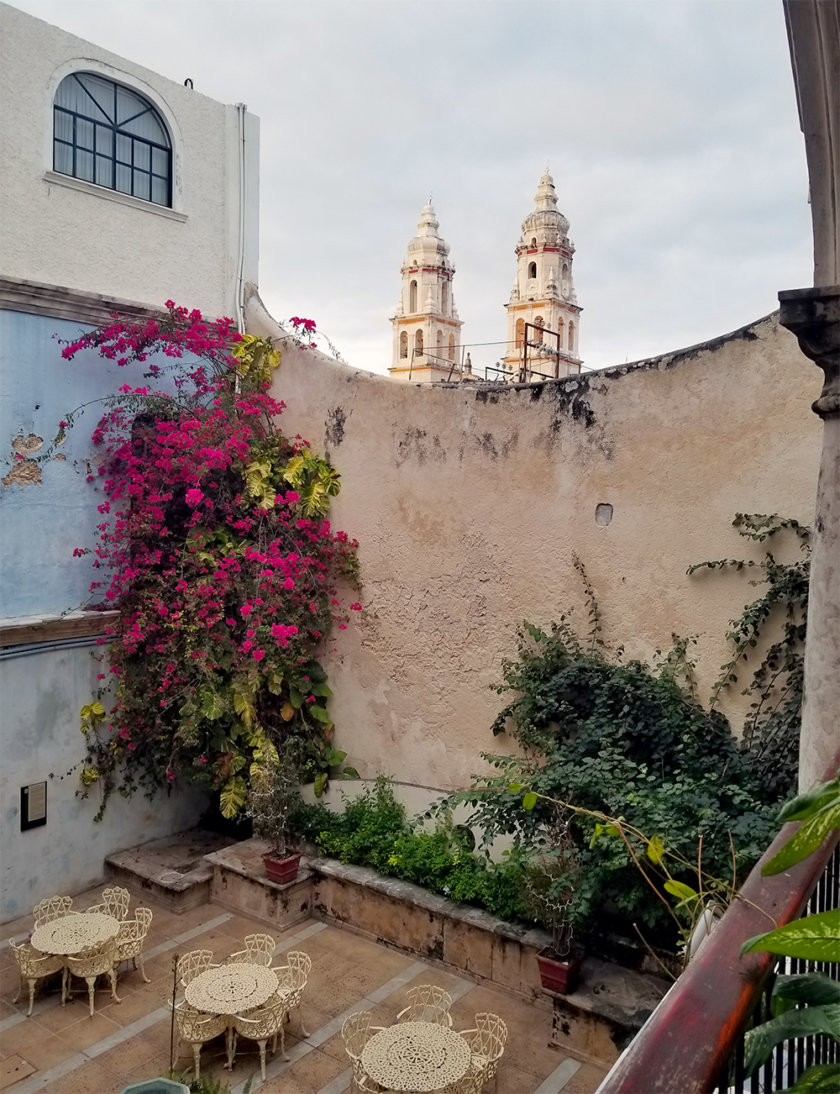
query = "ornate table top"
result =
(31, 912, 119, 956)
(361, 1020, 471, 1092)
(185, 962, 278, 1016)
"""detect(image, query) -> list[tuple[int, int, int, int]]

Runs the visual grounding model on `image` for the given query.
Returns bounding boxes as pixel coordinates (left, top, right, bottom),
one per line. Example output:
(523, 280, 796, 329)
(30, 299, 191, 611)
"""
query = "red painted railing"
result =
(596, 749, 840, 1094)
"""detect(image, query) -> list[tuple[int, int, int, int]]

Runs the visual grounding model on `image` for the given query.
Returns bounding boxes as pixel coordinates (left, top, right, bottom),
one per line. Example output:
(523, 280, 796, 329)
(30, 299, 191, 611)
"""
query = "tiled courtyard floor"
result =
(0, 882, 608, 1093)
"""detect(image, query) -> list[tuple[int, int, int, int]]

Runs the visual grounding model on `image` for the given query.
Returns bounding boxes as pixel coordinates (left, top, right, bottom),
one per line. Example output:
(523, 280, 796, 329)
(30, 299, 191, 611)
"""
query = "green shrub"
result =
(444, 617, 782, 945)
(290, 776, 530, 924)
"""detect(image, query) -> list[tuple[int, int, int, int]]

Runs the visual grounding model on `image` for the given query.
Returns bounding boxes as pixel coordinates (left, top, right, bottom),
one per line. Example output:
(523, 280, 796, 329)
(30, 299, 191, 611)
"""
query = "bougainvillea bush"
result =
(61, 304, 359, 819)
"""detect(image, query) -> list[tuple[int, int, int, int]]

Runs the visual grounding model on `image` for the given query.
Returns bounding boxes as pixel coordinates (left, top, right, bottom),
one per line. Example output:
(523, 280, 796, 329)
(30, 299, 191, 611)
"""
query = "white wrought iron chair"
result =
(85, 885, 130, 920)
(177, 948, 215, 987)
(32, 895, 73, 927)
(62, 936, 121, 1017)
(341, 1010, 386, 1093)
(273, 949, 311, 1038)
(8, 936, 64, 1015)
(227, 932, 275, 967)
(396, 983, 453, 1027)
(230, 992, 289, 1078)
(174, 1003, 228, 1082)
(114, 906, 153, 983)
(458, 1012, 508, 1091)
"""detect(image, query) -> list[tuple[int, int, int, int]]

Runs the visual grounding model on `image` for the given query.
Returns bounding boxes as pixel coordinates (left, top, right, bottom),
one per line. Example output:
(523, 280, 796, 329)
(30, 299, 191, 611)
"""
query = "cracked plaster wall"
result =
(249, 300, 822, 793)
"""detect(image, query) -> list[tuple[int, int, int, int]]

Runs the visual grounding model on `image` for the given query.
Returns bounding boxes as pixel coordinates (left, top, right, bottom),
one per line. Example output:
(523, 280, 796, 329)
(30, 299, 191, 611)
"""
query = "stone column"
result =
(778, 288, 840, 789)
(780, 1, 840, 789)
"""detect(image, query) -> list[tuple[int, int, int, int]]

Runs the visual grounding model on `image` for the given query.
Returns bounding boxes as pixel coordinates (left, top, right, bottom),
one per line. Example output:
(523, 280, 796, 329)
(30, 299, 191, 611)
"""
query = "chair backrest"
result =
(101, 886, 130, 920)
(177, 949, 214, 986)
(135, 906, 153, 933)
(176, 1004, 227, 1041)
(242, 932, 275, 966)
(32, 895, 72, 927)
(234, 992, 287, 1039)
(341, 1010, 372, 1060)
(474, 1012, 508, 1058)
(284, 950, 311, 988)
(399, 984, 453, 1025)
(66, 937, 117, 976)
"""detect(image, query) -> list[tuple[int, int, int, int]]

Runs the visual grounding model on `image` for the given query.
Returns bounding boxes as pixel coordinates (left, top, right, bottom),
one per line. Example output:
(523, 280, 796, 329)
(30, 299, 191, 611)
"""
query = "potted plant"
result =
(245, 748, 303, 884)
(524, 839, 587, 995)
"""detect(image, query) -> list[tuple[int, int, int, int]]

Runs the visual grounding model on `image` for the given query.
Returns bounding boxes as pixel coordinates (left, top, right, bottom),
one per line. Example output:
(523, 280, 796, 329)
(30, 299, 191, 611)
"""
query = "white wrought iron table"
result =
(361, 1020, 471, 1092)
(31, 912, 119, 956)
(184, 962, 278, 1017)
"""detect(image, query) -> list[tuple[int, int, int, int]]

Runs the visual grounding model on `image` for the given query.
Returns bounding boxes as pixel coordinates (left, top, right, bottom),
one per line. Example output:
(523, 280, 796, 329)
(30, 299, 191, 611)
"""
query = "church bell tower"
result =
(389, 203, 465, 382)
(502, 172, 582, 381)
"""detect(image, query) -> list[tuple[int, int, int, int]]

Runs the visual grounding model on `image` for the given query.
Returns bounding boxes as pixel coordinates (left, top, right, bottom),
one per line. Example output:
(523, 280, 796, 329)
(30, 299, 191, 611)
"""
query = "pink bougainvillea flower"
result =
(185, 487, 204, 507)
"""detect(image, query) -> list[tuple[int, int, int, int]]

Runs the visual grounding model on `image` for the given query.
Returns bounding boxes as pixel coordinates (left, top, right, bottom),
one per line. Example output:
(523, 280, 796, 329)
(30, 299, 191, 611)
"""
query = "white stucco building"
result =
(0, 2, 259, 919)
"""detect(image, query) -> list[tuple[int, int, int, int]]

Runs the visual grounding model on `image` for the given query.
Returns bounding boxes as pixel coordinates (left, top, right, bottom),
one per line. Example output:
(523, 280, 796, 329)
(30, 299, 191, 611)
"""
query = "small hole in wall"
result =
(595, 503, 613, 526)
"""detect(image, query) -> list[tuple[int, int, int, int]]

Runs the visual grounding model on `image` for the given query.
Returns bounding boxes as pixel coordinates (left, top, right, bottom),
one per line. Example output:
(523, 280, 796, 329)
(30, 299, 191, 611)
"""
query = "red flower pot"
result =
(536, 947, 584, 994)
(262, 851, 301, 885)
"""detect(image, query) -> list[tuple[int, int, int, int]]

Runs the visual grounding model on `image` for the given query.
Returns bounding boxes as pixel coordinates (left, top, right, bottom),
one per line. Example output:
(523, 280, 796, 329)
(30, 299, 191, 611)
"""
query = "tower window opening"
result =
(448, 333, 455, 361)
(415, 329, 424, 357)
(409, 280, 418, 313)
(441, 281, 449, 315)
(530, 237, 537, 247)
(534, 316, 544, 344)
(515, 318, 525, 348)
(568, 321, 575, 351)
(400, 331, 408, 358)
(528, 262, 537, 280)
(436, 331, 443, 353)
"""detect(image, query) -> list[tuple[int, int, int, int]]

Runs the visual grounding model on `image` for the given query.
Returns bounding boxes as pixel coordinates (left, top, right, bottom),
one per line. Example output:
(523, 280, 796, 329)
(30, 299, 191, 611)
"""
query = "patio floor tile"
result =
(0, 883, 609, 1094)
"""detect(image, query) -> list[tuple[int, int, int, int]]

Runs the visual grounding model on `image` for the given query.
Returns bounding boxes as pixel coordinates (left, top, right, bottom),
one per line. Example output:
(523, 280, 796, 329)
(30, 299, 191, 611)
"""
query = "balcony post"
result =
(779, 0, 840, 789)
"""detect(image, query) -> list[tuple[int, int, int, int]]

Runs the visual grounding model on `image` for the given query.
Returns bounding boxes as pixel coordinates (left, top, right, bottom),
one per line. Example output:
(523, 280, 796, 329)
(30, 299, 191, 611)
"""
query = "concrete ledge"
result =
(105, 830, 236, 913)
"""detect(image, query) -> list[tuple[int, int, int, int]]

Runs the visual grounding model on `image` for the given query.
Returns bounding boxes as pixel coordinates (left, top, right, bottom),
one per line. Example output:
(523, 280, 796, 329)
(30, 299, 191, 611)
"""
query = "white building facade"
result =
(0, 2, 260, 920)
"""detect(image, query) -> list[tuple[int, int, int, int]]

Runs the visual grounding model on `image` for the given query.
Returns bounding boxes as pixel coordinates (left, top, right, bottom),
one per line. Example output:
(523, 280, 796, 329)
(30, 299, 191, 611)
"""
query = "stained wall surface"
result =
(249, 299, 822, 793)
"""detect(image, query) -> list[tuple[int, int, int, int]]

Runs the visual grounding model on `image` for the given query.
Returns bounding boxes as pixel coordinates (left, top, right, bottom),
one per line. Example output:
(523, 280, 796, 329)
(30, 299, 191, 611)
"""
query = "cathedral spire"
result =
(389, 202, 464, 382)
(502, 170, 582, 381)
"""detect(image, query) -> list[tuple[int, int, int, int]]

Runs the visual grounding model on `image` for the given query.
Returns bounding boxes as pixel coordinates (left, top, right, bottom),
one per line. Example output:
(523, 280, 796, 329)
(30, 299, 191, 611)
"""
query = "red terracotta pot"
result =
(536, 947, 584, 994)
(262, 851, 301, 885)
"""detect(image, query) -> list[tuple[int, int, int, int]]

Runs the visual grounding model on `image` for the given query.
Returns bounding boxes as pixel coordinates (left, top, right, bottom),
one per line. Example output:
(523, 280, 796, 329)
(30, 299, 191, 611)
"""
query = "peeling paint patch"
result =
(12, 433, 44, 455)
(3, 459, 42, 488)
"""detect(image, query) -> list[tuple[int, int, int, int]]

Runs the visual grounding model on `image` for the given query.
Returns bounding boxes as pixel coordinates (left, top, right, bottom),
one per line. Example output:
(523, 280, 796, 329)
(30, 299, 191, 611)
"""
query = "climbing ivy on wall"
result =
(688, 512, 810, 800)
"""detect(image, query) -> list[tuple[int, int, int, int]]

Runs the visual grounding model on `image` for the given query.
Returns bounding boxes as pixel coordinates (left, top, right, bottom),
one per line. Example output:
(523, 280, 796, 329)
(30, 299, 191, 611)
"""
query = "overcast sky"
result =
(15, 0, 814, 376)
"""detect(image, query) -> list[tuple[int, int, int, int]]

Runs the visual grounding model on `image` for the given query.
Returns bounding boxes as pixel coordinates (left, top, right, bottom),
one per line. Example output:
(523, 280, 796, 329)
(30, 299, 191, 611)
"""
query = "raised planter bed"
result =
(204, 837, 670, 1064)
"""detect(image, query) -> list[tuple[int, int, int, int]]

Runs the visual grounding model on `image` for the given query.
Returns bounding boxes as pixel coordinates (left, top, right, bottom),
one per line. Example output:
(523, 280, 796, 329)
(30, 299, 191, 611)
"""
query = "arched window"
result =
(534, 315, 544, 344)
(568, 321, 575, 351)
(409, 280, 418, 313)
(530, 237, 537, 247)
(436, 331, 443, 354)
(53, 72, 172, 206)
(448, 333, 455, 361)
(527, 262, 537, 280)
(400, 331, 408, 358)
(441, 281, 449, 316)
(515, 318, 525, 348)
(414, 329, 424, 357)
(557, 317, 565, 344)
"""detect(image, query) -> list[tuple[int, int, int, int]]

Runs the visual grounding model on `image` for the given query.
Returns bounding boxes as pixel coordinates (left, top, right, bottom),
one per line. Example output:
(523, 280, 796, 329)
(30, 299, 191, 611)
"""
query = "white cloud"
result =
(12, 0, 814, 374)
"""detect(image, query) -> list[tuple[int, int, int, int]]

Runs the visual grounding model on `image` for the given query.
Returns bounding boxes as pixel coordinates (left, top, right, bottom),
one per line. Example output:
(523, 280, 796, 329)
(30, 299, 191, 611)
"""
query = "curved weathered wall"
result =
(249, 297, 821, 793)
